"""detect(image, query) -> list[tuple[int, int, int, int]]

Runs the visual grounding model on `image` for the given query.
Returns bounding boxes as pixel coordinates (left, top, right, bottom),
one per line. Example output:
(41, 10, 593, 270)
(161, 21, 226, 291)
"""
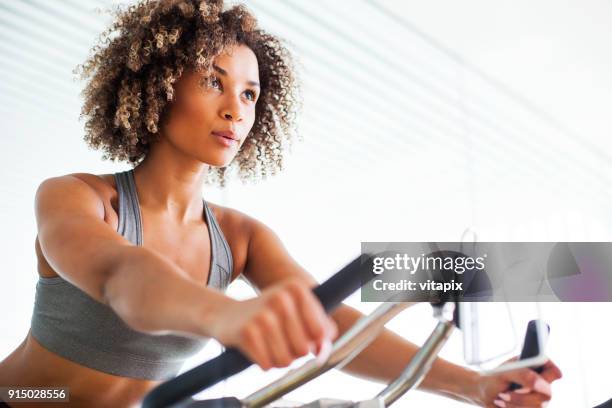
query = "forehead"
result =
(213, 44, 259, 80)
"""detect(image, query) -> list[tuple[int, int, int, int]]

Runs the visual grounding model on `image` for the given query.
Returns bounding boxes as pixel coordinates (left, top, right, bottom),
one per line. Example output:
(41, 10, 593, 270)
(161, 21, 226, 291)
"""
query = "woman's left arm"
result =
(327, 305, 482, 403)
(241, 217, 562, 407)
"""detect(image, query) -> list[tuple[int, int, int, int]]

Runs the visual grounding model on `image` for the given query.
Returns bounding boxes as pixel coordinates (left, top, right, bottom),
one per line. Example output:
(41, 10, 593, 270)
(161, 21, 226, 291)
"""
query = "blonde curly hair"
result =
(74, 0, 301, 186)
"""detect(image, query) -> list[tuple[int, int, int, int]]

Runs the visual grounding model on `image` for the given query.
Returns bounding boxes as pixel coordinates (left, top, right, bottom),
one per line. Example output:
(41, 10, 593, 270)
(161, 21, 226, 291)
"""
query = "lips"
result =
(212, 130, 238, 141)
(212, 130, 239, 148)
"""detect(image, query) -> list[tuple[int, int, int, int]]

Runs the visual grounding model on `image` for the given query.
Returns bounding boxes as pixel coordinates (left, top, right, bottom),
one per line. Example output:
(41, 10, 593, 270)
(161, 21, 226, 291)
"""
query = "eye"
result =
(209, 76, 221, 89)
(201, 75, 221, 90)
(244, 90, 258, 101)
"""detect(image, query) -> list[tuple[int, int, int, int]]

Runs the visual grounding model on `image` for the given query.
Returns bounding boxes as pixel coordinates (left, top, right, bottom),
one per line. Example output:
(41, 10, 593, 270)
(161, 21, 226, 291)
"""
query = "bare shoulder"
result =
(206, 203, 313, 290)
(68, 172, 117, 199)
(37, 172, 115, 198)
(35, 172, 120, 228)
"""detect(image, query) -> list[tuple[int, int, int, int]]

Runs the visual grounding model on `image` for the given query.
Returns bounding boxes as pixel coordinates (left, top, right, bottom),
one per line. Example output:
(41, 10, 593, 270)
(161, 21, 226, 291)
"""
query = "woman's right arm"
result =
(35, 175, 232, 337)
(34, 175, 333, 369)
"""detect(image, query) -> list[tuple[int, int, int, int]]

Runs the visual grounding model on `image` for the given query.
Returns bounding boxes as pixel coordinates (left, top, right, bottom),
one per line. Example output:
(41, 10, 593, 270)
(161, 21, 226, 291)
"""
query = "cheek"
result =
(181, 95, 214, 120)
(169, 96, 215, 131)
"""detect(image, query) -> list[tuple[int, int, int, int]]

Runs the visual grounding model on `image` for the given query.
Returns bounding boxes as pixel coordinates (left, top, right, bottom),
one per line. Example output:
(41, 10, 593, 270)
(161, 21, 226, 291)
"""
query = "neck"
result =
(132, 138, 210, 224)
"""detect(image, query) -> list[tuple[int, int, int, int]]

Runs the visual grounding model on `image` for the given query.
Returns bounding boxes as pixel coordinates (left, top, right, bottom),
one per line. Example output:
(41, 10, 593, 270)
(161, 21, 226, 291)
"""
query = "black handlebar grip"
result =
(142, 254, 376, 408)
(508, 320, 550, 391)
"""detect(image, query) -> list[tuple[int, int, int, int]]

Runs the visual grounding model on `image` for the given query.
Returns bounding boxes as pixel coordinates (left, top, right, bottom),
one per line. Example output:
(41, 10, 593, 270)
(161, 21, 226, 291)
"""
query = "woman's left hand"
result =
(472, 358, 563, 407)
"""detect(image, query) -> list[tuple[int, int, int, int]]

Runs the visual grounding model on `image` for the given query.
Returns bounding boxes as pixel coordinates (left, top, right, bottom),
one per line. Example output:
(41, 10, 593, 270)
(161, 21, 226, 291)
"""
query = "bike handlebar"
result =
(141, 255, 374, 408)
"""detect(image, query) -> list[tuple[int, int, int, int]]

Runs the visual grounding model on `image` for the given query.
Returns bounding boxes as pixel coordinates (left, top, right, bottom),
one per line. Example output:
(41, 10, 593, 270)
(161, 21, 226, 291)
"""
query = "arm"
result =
(35, 177, 330, 370)
(330, 305, 480, 403)
(35, 175, 231, 337)
(241, 216, 562, 406)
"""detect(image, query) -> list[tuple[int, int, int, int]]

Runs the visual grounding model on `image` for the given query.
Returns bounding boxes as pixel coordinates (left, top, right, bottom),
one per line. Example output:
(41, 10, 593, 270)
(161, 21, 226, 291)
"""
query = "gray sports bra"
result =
(30, 169, 233, 380)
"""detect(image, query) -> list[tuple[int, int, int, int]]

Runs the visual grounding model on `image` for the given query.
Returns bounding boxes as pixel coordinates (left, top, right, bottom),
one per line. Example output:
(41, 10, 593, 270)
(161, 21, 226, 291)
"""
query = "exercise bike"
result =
(141, 254, 549, 408)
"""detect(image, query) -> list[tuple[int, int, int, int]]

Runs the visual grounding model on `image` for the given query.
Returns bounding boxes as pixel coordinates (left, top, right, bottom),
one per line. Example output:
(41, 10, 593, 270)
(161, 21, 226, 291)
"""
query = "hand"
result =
(210, 278, 338, 370)
(473, 357, 563, 407)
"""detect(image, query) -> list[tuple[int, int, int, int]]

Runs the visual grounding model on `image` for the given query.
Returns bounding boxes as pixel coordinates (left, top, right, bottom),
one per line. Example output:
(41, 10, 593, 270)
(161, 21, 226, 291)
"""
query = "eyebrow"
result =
(213, 64, 260, 88)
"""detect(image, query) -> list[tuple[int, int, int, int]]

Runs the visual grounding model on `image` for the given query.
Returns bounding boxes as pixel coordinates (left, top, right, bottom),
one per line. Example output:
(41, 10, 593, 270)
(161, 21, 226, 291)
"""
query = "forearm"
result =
(102, 245, 232, 337)
(331, 305, 480, 404)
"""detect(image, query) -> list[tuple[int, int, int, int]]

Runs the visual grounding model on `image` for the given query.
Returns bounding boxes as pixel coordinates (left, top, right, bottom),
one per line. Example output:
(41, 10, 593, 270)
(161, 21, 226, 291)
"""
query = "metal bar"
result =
(242, 301, 418, 408)
(376, 319, 455, 406)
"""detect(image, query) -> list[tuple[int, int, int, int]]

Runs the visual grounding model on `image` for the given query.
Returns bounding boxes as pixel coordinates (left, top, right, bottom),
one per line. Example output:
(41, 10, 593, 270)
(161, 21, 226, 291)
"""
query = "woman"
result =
(0, 1, 561, 407)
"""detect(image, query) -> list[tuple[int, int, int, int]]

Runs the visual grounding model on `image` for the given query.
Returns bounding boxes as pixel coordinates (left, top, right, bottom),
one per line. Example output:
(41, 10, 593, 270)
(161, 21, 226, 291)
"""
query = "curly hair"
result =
(74, 0, 301, 186)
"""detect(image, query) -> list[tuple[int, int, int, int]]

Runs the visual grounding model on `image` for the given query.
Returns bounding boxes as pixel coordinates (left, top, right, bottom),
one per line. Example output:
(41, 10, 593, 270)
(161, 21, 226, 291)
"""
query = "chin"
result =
(198, 152, 236, 168)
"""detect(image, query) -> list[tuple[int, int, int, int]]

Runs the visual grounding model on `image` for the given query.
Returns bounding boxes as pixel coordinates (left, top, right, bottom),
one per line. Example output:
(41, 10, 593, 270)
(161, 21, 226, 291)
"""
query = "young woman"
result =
(0, 1, 561, 407)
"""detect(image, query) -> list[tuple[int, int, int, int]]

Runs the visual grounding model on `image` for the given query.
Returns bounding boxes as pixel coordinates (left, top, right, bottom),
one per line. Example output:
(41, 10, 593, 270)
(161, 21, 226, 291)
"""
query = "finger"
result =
(289, 282, 329, 346)
(306, 317, 338, 356)
(273, 291, 311, 358)
(540, 359, 563, 382)
(506, 390, 551, 406)
(241, 325, 272, 370)
(500, 403, 530, 408)
(496, 401, 544, 408)
(326, 316, 339, 340)
(315, 337, 333, 364)
(259, 311, 294, 367)
(313, 317, 338, 355)
(503, 369, 551, 396)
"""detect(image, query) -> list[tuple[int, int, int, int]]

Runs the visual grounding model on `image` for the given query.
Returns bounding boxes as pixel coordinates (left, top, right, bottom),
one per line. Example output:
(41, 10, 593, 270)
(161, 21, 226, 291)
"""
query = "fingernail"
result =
(515, 387, 531, 394)
(493, 400, 506, 408)
(315, 338, 332, 365)
(498, 392, 511, 402)
(535, 376, 550, 392)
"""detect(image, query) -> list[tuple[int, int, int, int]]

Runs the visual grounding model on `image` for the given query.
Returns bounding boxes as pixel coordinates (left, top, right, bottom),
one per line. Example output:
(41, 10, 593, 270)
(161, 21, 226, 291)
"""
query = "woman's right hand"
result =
(210, 278, 338, 370)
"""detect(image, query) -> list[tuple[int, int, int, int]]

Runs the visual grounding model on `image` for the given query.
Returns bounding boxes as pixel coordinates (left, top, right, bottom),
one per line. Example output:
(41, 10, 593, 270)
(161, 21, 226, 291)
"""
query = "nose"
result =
(219, 95, 242, 122)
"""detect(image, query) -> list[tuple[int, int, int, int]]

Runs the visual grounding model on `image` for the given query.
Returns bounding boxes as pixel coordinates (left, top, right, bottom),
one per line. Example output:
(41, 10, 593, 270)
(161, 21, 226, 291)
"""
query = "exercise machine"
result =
(141, 254, 548, 408)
